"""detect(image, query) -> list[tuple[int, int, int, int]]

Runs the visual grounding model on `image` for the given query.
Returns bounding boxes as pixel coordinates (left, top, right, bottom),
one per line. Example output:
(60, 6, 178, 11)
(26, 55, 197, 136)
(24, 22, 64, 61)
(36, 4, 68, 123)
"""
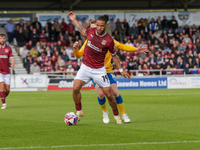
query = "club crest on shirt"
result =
(5, 49, 8, 53)
(101, 40, 107, 45)
(1, 50, 3, 54)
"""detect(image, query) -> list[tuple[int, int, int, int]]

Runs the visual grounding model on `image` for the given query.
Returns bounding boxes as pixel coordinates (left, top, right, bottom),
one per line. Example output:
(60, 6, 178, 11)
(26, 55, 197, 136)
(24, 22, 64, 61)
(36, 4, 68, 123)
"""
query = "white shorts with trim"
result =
(0, 73, 11, 85)
(75, 63, 110, 87)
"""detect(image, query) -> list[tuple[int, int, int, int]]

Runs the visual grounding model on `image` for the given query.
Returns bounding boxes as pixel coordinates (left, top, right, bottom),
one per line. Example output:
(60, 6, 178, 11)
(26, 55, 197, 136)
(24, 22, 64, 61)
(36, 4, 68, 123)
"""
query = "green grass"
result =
(0, 89, 200, 150)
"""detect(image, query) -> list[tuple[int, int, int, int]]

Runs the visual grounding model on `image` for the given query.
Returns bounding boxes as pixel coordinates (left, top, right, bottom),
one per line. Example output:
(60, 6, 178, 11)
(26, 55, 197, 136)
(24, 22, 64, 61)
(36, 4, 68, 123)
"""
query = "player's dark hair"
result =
(0, 33, 6, 37)
(90, 20, 97, 24)
(97, 14, 109, 24)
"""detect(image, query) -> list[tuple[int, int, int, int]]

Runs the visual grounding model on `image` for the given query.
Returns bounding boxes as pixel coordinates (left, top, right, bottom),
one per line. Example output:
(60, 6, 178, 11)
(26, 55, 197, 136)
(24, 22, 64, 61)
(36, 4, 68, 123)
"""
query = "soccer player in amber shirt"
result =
(0, 33, 15, 109)
(69, 11, 130, 124)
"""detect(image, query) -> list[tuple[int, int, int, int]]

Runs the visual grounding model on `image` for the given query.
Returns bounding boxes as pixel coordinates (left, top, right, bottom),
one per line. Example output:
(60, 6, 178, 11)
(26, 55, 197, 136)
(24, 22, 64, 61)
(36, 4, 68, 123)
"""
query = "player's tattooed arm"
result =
(68, 11, 86, 37)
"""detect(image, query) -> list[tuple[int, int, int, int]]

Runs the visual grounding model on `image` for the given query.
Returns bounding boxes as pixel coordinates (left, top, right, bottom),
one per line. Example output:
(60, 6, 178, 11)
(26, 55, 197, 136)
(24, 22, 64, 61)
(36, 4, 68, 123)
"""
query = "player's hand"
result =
(68, 11, 76, 21)
(73, 41, 79, 49)
(121, 71, 130, 79)
(10, 64, 15, 69)
(135, 45, 149, 54)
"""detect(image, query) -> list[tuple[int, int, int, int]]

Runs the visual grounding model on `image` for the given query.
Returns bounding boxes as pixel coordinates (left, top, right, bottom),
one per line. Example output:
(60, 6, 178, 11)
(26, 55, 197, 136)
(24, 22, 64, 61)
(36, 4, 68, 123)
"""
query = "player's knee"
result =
(104, 92, 113, 100)
(73, 86, 80, 94)
(98, 92, 104, 99)
(113, 90, 119, 97)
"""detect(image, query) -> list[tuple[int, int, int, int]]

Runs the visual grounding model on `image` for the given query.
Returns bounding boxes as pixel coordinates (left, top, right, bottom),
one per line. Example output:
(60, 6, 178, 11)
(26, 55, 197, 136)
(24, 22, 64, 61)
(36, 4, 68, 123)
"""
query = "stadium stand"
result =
(4, 15, 200, 77)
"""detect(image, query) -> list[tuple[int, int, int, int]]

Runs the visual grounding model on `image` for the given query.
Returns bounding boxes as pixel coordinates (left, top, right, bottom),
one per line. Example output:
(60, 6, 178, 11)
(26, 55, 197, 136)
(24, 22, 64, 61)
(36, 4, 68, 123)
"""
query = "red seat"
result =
(122, 61, 128, 68)
(171, 71, 176, 75)
(176, 71, 183, 74)
(175, 65, 178, 69)
(198, 70, 200, 74)
(47, 42, 51, 47)
(126, 36, 131, 40)
(53, 42, 57, 47)
(73, 72, 77, 76)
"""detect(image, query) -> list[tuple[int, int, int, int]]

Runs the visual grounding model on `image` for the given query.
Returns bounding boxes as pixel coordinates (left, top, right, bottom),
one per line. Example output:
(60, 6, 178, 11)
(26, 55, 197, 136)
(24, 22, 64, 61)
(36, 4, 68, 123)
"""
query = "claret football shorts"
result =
(0, 73, 11, 85)
(75, 63, 110, 87)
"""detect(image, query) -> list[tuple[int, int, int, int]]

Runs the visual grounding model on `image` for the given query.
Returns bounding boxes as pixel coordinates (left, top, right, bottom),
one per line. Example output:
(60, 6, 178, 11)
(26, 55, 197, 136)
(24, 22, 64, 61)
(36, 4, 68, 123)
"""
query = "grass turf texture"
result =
(0, 89, 200, 150)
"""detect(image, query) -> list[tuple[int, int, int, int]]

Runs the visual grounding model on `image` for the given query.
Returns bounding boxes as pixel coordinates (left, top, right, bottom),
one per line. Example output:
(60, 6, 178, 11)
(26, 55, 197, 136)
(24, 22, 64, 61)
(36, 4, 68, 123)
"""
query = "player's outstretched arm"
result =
(68, 11, 86, 37)
(112, 54, 130, 79)
(114, 40, 148, 54)
(10, 58, 15, 69)
(73, 41, 85, 58)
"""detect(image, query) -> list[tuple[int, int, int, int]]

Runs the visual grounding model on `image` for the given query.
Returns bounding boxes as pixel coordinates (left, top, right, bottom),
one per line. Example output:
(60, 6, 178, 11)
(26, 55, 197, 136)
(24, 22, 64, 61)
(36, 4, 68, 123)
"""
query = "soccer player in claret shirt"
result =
(68, 11, 130, 124)
(0, 33, 15, 109)
(73, 20, 148, 123)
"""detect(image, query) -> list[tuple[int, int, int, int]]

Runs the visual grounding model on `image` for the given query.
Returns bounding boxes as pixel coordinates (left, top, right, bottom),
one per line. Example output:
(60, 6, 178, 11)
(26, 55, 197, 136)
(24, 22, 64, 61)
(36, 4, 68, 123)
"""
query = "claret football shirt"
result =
(83, 28, 116, 68)
(0, 45, 14, 74)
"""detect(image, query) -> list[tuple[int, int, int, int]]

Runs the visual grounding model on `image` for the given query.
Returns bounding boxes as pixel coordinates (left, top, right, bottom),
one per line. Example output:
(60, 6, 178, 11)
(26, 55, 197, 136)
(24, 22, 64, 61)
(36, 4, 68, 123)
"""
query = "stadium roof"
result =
(1, 0, 200, 11)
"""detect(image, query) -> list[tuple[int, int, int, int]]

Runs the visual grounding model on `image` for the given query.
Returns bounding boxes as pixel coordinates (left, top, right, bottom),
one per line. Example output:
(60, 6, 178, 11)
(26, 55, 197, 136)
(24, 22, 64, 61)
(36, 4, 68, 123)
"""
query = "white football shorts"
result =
(0, 73, 11, 85)
(75, 63, 110, 87)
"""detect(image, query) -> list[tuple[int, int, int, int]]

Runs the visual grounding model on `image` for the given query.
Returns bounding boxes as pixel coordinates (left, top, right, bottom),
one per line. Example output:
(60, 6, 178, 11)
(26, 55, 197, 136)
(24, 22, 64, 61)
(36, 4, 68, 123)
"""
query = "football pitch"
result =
(0, 89, 200, 150)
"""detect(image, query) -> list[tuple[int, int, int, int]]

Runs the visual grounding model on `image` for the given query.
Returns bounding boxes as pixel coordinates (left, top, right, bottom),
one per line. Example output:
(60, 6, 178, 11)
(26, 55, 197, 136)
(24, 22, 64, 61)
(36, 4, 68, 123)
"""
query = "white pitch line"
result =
(0, 140, 200, 150)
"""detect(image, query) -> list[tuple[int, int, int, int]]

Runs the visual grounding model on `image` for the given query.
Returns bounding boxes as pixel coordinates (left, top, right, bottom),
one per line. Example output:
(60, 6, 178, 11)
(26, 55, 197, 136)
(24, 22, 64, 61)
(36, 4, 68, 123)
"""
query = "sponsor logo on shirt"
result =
(0, 55, 8, 58)
(87, 40, 102, 52)
(101, 40, 107, 45)
(5, 49, 8, 53)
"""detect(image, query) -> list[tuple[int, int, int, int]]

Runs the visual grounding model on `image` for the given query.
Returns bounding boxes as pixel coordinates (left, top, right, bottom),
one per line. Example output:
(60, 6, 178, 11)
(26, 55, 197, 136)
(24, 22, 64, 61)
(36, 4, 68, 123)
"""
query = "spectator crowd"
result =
(4, 15, 200, 76)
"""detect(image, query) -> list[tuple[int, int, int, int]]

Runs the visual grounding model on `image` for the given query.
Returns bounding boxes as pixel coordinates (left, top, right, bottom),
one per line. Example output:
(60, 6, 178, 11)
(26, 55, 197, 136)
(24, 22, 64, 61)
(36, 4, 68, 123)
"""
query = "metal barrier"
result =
(36, 68, 200, 79)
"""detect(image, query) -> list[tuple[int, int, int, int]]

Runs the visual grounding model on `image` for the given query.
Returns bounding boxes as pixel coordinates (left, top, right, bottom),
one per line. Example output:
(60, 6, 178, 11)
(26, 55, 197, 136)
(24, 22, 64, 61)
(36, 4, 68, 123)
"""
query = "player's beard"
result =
(98, 29, 105, 36)
(0, 41, 5, 46)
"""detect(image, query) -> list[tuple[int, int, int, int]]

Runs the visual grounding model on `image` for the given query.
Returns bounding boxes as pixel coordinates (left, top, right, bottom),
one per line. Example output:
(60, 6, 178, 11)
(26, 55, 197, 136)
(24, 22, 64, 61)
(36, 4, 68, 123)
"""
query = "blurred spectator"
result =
(61, 51, 69, 62)
(47, 61, 54, 72)
(29, 47, 39, 58)
(192, 65, 198, 74)
(129, 24, 139, 39)
(54, 18, 61, 38)
(4, 20, 15, 43)
(106, 24, 113, 36)
(81, 18, 88, 29)
(47, 19, 52, 31)
(39, 29, 47, 42)
(26, 54, 33, 74)
(149, 18, 158, 33)
(113, 30, 120, 41)
(16, 28, 26, 56)
(61, 18, 68, 35)
(161, 16, 169, 32)
(68, 20, 75, 35)
(115, 18, 121, 31)
(157, 54, 163, 64)
(125, 39, 134, 47)
(165, 65, 172, 75)
(123, 19, 129, 36)
(109, 19, 116, 33)
(184, 63, 190, 74)
(30, 28, 39, 46)
(49, 26, 57, 42)
(57, 56, 65, 67)
(21, 45, 29, 68)
(23, 24, 29, 42)
(118, 50, 126, 61)
(169, 16, 178, 32)
(76, 61, 82, 71)
(17, 19, 24, 28)
(40, 63, 45, 72)
(156, 16, 162, 31)
(32, 17, 42, 29)
(66, 65, 74, 77)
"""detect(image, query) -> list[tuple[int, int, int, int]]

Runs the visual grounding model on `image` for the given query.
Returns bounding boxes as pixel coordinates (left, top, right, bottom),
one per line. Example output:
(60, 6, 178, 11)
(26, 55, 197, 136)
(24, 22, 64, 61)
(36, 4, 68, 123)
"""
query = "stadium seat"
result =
(71, 61, 78, 70)
(126, 36, 130, 40)
(53, 42, 57, 47)
(73, 72, 77, 76)
(122, 61, 128, 68)
(171, 71, 176, 75)
(176, 71, 183, 74)
(47, 42, 51, 47)
(198, 70, 200, 74)
(175, 65, 178, 69)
